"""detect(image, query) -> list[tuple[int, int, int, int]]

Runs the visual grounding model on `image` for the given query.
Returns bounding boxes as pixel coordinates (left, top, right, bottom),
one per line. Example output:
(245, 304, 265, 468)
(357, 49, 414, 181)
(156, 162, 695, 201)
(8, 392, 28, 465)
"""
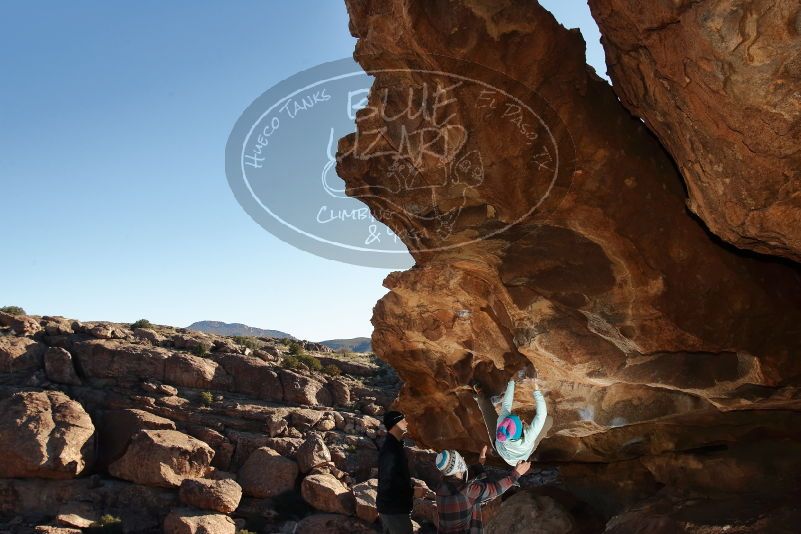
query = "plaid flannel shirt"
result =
(435, 464, 520, 534)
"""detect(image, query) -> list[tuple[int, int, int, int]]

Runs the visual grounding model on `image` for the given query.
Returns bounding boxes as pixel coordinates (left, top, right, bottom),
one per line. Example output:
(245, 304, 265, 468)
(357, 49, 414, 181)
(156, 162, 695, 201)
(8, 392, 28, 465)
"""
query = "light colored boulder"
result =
(0, 311, 42, 336)
(291, 408, 325, 430)
(301, 473, 355, 515)
(238, 447, 298, 498)
(0, 391, 94, 479)
(41, 316, 76, 336)
(34, 527, 82, 534)
(214, 353, 282, 401)
(265, 411, 288, 437)
(70, 339, 170, 380)
(0, 336, 46, 373)
(279, 369, 331, 406)
(163, 508, 235, 534)
(352, 479, 378, 523)
(109, 429, 213, 487)
(179, 477, 242, 514)
(296, 434, 332, 473)
(133, 327, 166, 344)
(485, 491, 577, 534)
(98, 408, 176, 467)
(55, 502, 98, 528)
(165, 352, 224, 389)
(44, 347, 82, 385)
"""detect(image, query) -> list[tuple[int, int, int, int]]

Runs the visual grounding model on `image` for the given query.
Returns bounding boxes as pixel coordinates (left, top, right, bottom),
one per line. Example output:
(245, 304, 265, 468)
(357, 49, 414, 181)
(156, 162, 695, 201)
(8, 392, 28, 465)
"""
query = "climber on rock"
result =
(434, 445, 530, 533)
(472, 365, 553, 467)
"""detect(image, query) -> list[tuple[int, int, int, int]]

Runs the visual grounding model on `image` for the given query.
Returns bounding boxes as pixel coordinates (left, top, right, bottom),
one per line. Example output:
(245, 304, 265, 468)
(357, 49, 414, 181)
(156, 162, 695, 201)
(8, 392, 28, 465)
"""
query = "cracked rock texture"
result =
(340, 0, 801, 529)
(589, 0, 801, 261)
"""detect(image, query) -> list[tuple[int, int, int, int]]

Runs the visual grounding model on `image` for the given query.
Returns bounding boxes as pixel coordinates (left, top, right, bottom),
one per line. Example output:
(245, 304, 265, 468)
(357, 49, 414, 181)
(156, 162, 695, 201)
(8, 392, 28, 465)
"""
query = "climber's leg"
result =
(472, 382, 500, 450)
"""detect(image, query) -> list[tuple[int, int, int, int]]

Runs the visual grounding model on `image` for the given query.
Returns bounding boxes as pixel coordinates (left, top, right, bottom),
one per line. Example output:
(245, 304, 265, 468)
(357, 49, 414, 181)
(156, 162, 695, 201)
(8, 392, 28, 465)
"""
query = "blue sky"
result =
(0, 1, 606, 341)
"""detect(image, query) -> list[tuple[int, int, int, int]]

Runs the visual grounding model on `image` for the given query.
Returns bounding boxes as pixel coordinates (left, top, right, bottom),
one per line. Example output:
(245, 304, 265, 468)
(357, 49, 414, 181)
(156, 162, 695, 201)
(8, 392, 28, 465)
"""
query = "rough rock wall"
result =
(588, 0, 801, 261)
(338, 0, 801, 517)
(0, 314, 415, 532)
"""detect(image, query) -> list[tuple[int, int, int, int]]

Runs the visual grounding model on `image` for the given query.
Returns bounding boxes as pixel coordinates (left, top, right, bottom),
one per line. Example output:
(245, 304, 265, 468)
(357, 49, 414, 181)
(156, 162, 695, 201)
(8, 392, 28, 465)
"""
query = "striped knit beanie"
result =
(435, 449, 467, 477)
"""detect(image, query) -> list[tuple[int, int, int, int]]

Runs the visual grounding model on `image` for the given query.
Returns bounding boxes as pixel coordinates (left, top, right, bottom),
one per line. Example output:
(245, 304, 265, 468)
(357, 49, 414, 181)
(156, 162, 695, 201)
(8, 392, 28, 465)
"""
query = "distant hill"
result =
(319, 337, 372, 353)
(187, 321, 295, 339)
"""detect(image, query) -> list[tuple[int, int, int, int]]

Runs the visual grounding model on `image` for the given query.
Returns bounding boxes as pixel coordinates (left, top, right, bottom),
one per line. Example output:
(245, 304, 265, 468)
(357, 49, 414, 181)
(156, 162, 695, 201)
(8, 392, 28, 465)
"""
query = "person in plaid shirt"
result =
(434, 445, 531, 533)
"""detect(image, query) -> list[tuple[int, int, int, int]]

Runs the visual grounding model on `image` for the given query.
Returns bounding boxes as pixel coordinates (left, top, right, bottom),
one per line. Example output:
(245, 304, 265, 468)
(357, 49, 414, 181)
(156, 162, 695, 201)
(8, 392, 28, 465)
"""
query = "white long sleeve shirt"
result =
(495, 379, 548, 466)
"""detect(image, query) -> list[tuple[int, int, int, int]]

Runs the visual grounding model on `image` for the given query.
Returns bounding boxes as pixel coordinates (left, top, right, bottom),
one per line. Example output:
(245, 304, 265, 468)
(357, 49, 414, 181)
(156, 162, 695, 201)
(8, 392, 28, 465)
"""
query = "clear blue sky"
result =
(0, 1, 606, 341)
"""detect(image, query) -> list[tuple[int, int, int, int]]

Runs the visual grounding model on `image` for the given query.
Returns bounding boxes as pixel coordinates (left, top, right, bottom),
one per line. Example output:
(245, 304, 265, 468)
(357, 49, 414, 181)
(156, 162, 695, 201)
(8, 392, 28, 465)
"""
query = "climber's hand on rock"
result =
(513, 460, 531, 477)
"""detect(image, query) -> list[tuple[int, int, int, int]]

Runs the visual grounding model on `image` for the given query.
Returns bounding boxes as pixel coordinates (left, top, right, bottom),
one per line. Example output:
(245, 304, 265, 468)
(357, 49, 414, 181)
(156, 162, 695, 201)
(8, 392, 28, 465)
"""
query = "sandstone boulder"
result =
(172, 333, 214, 353)
(291, 408, 325, 430)
(213, 353, 283, 401)
(296, 434, 332, 473)
(163, 508, 235, 534)
(327, 379, 351, 406)
(0, 311, 42, 336)
(340, 0, 801, 467)
(34, 527, 81, 534)
(264, 437, 305, 459)
(41, 316, 76, 336)
(133, 327, 165, 345)
(164, 352, 226, 389)
(485, 492, 577, 534)
(70, 339, 170, 381)
(279, 369, 331, 406)
(0, 390, 94, 479)
(301, 473, 355, 515)
(294, 514, 374, 534)
(0, 336, 46, 373)
(265, 411, 288, 437)
(588, 0, 801, 262)
(109, 429, 213, 487)
(178, 478, 242, 514)
(351, 479, 378, 523)
(43, 347, 82, 385)
(238, 447, 298, 498)
(97, 408, 176, 468)
(54, 502, 97, 528)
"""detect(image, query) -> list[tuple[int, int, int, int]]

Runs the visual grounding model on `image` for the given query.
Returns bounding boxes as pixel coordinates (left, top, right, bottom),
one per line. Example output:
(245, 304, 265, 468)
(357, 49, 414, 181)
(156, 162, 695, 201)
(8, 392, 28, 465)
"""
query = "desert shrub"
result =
(233, 336, 260, 350)
(191, 343, 210, 356)
(323, 363, 342, 377)
(297, 353, 322, 371)
(88, 515, 122, 532)
(286, 340, 304, 355)
(282, 355, 301, 370)
(96, 515, 122, 526)
(199, 391, 214, 406)
(130, 319, 153, 329)
(0, 306, 25, 316)
(282, 353, 322, 372)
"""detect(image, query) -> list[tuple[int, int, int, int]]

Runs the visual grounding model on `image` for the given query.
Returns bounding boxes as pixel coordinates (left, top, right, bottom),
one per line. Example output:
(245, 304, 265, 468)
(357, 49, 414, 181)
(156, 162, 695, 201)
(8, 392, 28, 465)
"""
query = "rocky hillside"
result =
(337, 0, 801, 531)
(186, 322, 294, 340)
(318, 338, 372, 354)
(0, 311, 443, 533)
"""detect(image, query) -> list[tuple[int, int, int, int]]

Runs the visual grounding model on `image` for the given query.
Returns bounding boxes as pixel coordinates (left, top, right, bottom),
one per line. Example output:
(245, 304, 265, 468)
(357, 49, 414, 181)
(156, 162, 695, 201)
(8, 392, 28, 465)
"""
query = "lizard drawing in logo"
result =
(322, 126, 485, 245)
